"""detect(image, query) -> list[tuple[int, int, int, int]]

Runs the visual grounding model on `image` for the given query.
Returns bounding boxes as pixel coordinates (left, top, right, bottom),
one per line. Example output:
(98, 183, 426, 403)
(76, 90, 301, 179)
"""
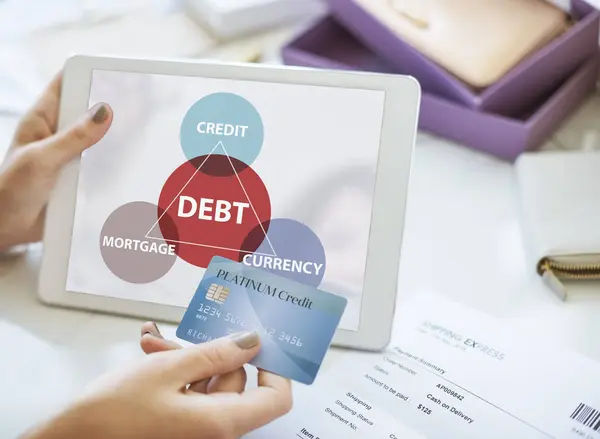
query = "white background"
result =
(66, 70, 385, 330)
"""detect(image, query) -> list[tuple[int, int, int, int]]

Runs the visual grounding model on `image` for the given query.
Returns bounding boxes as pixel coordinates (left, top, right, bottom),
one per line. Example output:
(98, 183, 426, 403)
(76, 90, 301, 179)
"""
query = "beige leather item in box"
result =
(354, 0, 569, 88)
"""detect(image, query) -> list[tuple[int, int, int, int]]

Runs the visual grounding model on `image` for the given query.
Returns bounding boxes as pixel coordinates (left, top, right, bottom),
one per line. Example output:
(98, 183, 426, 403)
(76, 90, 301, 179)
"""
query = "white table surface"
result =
(1, 10, 600, 439)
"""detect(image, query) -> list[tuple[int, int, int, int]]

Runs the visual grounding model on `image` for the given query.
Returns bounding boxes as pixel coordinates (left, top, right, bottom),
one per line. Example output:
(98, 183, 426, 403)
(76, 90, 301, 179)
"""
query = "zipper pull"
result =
(541, 264, 568, 301)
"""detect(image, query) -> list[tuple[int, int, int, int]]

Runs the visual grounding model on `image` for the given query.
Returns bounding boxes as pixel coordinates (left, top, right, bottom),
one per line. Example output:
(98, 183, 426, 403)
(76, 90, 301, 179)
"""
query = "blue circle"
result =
(180, 93, 263, 165)
(244, 218, 326, 287)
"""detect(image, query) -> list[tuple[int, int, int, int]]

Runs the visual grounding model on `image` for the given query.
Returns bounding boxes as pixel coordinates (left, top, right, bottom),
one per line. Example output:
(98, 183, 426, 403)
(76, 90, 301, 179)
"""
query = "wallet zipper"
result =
(539, 258, 600, 279)
(538, 257, 600, 300)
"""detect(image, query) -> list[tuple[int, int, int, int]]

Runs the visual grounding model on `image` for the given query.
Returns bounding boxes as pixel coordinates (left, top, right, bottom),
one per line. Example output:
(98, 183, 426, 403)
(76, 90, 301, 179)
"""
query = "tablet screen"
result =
(66, 70, 385, 331)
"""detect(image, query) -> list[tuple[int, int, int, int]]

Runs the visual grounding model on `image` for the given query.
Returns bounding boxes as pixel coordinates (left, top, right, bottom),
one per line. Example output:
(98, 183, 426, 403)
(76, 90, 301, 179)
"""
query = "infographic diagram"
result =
(99, 92, 327, 287)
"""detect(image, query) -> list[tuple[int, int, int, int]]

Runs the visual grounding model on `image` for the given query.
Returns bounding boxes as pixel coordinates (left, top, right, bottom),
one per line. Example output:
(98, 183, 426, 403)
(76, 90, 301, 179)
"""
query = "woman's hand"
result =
(23, 330, 292, 439)
(139, 322, 251, 394)
(0, 74, 113, 251)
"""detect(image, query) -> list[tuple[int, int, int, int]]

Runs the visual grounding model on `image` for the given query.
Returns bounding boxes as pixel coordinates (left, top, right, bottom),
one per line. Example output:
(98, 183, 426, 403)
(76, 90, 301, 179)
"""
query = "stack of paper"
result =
(249, 293, 600, 438)
(183, 0, 326, 39)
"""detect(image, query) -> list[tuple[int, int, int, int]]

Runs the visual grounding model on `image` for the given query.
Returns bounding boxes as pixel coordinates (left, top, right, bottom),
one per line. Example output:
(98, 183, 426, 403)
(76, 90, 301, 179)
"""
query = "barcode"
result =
(571, 403, 600, 431)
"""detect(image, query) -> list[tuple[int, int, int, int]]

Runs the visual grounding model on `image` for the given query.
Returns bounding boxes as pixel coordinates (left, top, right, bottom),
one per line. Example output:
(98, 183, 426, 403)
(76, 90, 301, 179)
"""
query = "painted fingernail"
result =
(150, 322, 162, 337)
(142, 322, 162, 338)
(230, 330, 260, 349)
(90, 104, 108, 124)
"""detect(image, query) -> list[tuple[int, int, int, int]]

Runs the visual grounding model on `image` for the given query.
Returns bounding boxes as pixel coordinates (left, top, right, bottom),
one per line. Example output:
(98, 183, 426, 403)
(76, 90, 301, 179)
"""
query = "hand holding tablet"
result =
(0, 75, 113, 252)
(39, 56, 421, 351)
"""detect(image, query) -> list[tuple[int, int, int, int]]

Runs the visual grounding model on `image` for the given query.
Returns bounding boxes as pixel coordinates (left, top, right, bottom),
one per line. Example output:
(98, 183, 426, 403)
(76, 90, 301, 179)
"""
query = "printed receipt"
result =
(247, 294, 600, 439)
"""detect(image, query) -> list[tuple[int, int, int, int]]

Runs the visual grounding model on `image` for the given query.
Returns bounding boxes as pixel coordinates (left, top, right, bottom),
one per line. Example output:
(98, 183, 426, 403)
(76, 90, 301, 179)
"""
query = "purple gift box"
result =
(282, 16, 599, 161)
(326, 0, 599, 116)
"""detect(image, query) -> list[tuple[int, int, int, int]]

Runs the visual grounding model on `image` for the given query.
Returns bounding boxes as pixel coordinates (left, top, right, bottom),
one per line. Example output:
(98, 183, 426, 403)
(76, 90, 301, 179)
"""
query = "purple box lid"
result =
(282, 16, 599, 161)
(326, 0, 599, 116)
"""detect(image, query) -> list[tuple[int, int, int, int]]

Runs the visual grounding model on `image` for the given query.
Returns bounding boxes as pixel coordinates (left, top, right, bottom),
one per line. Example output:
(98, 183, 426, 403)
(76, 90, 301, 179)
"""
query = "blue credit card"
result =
(177, 256, 347, 385)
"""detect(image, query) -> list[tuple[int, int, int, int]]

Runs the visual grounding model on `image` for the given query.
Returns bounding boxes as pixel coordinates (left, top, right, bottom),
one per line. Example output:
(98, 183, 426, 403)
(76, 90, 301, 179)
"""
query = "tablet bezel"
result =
(39, 55, 420, 351)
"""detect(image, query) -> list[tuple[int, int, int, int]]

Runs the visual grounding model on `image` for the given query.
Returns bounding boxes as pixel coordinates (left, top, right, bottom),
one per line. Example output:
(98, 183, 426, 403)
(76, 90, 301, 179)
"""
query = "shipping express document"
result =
(66, 70, 386, 331)
(249, 293, 600, 439)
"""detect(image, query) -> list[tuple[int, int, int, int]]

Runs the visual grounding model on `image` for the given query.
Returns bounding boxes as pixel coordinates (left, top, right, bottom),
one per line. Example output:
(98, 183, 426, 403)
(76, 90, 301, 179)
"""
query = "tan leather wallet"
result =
(355, 0, 569, 88)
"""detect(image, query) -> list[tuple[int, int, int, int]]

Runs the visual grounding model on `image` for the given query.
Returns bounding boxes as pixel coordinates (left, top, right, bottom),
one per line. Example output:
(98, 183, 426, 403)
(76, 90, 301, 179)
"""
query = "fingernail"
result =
(230, 330, 260, 349)
(90, 103, 108, 124)
(142, 322, 162, 338)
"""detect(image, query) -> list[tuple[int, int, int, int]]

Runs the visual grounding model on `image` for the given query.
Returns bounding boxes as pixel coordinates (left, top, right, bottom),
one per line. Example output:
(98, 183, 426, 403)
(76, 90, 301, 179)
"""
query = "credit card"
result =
(177, 256, 347, 385)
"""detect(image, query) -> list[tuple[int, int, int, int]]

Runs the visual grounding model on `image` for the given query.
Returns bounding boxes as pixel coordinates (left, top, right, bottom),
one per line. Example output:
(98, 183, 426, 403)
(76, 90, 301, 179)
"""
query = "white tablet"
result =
(39, 55, 420, 350)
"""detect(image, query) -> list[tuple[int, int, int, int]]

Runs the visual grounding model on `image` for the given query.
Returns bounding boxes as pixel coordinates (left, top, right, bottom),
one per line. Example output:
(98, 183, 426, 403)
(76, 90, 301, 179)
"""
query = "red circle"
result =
(158, 155, 271, 268)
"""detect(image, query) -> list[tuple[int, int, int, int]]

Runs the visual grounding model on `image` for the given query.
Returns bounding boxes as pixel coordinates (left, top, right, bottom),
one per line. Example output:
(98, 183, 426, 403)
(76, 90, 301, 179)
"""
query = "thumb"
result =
(40, 102, 113, 168)
(165, 331, 261, 386)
